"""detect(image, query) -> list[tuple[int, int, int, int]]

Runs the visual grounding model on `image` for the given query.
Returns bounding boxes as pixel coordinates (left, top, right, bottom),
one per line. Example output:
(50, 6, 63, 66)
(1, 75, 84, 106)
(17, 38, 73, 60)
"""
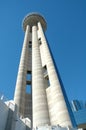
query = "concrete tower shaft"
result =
(14, 25, 31, 117)
(14, 13, 73, 128)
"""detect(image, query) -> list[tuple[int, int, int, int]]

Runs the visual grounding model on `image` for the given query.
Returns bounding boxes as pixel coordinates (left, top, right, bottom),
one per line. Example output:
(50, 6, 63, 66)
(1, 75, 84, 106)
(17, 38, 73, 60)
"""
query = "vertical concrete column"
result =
(32, 26, 50, 128)
(14, 25, 30, 116)
(38, 22, 72, 127)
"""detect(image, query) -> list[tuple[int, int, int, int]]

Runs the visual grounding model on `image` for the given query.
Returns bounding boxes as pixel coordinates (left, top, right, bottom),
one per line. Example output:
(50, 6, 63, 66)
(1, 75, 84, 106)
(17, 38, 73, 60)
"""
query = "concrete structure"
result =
(0, 96, 31, 130)
(0, 96, 78, 130)
(14, 13, 74, 129)
(34, 125, 77, 130)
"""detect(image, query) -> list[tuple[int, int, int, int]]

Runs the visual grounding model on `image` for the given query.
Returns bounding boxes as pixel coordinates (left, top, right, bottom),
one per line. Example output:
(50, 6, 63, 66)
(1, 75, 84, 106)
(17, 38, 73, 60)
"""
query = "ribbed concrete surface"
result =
(24, 93, 32, 120)
(32, 26, 50, 128)
(38, 22, 72, 127)
(14, 25, 30, 116)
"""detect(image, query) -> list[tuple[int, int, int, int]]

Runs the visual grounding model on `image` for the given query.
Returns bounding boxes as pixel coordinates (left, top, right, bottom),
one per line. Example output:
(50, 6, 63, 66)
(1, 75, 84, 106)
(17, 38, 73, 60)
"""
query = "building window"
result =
(39, 38, 42, 45)
(26, 71, 31, 85)
(47, 79, 50, 86)
(43, 65, 50, 87)
(43, 65, 47, 77)
(26, 71, 31, 93)
(29, 41, 32, 48)
(29, 41, 32, 44)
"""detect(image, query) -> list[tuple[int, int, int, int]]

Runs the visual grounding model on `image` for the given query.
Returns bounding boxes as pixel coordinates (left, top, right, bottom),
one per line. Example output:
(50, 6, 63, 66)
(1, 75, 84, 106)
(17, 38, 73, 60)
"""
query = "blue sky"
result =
(0, 0, 86, 101)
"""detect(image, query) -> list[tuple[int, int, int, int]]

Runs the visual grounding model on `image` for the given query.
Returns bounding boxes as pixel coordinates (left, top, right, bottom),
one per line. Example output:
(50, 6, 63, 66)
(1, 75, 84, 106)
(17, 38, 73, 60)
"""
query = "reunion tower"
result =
(14, 13, 74, 128)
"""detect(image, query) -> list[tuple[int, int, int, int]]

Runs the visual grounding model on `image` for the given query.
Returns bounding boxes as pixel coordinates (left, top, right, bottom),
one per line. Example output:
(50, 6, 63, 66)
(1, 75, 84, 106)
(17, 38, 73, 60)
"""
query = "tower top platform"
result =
(23, 13, 47, 32)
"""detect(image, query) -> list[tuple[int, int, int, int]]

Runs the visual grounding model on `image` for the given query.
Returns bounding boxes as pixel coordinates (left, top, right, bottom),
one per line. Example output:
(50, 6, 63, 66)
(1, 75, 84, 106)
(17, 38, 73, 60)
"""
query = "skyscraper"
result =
(71, 100, 86, 129)
(14, 13, 74, 128)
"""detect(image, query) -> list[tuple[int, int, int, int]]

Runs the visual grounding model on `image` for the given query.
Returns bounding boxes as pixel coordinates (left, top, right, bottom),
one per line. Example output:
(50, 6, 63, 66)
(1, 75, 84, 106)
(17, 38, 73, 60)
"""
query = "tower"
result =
(14, 13, 73, 128)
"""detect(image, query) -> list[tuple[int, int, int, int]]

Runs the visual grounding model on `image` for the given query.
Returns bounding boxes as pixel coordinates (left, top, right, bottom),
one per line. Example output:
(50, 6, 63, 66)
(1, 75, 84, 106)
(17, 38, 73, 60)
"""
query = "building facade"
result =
(0, 97, 31, 130)
(71, 100, 86, 129)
